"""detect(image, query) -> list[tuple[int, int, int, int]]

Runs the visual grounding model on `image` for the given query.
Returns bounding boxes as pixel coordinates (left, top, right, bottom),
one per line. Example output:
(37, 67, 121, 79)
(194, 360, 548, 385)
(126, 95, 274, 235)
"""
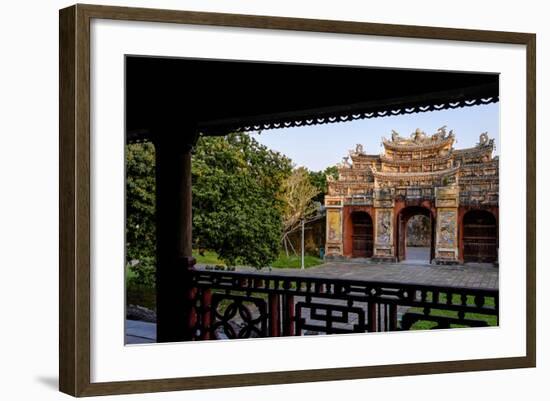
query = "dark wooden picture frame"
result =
(59, 3, 536, 397)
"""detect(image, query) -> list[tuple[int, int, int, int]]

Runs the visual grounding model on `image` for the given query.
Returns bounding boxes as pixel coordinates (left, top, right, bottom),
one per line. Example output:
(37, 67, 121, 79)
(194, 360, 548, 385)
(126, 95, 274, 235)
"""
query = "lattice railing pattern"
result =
(186, 269, 498, 340)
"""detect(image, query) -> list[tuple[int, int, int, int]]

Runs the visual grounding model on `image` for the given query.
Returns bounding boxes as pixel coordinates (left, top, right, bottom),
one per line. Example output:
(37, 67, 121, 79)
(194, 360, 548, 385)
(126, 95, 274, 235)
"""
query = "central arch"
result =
(396, 206, 435, 263)
(351, 211, 373, 258)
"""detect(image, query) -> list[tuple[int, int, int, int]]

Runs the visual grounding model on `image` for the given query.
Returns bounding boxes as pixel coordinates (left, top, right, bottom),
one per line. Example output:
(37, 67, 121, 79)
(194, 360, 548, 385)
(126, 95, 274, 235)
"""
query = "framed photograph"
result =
(59, 4, 536, 397)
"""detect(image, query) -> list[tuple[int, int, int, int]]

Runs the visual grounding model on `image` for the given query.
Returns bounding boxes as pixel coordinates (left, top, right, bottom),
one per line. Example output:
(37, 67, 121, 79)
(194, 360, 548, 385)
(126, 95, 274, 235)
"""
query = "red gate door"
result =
(351, 212, 373, 258)
(463, 210, 497, 263)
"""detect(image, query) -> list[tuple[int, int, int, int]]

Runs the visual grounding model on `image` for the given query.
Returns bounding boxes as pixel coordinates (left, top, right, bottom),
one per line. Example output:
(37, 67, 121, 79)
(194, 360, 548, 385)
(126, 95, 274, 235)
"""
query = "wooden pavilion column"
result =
(154, 129, 198, 343)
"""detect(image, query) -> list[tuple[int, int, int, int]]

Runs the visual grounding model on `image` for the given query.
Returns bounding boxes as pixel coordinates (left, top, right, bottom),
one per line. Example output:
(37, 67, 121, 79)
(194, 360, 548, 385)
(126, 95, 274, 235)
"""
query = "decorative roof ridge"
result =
(350, 153, 381, 160)
(453, 145, 494, 154)
(451, 132, 496, 155)
(380, 153, 452, 164)
(383, 136, 454, 151)
(381, 126, 455, 151)
(371, 165, 459, 179)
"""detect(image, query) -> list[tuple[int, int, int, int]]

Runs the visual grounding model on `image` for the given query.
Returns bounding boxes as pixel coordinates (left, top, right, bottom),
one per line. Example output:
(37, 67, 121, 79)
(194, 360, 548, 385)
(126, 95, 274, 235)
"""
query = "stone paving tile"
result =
(125, 319, 156, 344)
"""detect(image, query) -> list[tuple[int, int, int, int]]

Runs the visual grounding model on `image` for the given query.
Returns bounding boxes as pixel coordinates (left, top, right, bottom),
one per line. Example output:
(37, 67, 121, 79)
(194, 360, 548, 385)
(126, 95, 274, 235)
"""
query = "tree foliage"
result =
(406, 215, 431, 247)
(126, 142, 156, 263)
(308, 165, 339, 203)
(125, 134, 336, 273)
(192, 133, 292, 268)
(280, 167, 320, 237)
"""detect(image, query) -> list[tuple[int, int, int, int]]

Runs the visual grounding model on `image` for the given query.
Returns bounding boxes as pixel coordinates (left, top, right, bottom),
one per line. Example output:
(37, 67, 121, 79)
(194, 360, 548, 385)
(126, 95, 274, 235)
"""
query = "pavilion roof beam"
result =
(196, 83, 498, 136)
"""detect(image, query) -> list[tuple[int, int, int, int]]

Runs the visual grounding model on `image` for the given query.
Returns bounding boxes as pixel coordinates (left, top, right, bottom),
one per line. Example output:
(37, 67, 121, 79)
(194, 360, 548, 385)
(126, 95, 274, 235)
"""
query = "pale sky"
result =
(249, 103, 499, 172)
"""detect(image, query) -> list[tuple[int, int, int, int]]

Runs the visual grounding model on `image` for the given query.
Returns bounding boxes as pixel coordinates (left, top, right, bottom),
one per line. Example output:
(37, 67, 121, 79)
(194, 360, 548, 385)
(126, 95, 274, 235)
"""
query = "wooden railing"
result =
(185, 269, 498, 340)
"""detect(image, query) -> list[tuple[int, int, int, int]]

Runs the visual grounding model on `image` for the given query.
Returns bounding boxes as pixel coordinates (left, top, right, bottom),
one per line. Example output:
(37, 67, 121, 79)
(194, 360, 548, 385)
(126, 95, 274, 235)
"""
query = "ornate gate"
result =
(324, 129, 498, 264)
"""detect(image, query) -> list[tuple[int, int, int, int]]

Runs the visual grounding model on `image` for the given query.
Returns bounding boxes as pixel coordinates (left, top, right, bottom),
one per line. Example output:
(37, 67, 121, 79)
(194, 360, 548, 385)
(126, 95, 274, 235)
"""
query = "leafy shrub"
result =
(126, 257, 156, 288)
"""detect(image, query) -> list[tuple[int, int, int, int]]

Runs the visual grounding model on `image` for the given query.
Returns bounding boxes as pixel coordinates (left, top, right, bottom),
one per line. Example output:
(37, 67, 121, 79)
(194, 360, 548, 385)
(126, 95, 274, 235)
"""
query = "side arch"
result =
(351, 211, 374, 258)
(462, 210, 498, 263)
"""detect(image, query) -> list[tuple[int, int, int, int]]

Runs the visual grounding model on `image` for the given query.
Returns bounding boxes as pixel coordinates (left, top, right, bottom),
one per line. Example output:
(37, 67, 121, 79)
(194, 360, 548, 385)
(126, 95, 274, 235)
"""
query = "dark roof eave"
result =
(199, 83, 498, 137)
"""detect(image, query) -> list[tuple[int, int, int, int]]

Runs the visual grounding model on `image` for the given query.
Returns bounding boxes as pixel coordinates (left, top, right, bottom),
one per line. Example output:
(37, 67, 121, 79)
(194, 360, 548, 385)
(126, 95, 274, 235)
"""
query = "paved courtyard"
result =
(235, 252, 499, 290)
(282, 261, 498, 290)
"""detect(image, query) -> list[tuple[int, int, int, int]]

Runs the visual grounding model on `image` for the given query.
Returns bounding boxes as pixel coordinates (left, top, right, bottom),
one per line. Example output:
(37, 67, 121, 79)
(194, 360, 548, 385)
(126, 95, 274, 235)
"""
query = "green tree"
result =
(192, 133, 292, 268)
(125, 142, 156, 287)
(126, 142, 156, 263)
(125, 133, 293, 271)
(280, 167, 320, 255)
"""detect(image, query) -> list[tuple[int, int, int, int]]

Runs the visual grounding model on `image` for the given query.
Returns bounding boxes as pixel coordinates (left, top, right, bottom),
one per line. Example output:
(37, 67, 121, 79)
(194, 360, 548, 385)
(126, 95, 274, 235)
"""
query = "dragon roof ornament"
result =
(477, 131, 495, 149)
(348, 143, 366, 157)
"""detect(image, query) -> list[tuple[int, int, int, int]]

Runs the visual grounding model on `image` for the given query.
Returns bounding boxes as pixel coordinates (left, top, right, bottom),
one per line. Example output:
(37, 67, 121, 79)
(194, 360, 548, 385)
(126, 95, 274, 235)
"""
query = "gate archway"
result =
(351, 211, 373, 258)
(397, 206, 435, 263)
(463, 210, 498, 263)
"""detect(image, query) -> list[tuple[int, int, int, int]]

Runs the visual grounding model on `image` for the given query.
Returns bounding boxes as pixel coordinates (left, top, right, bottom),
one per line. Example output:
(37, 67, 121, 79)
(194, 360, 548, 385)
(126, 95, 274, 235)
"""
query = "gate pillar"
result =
(324, 196, 344, 258)
(434, 186, 460, 264)
(372, 189, 397, 262)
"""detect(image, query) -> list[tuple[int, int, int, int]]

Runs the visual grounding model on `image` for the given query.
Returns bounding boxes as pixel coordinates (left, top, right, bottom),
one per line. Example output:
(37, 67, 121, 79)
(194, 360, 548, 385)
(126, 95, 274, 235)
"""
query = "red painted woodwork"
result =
(462, 209, 498, 263)
(351, 211, 374, 257)
(457, 206, 498, 262)
(342, 205, 374, 258)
